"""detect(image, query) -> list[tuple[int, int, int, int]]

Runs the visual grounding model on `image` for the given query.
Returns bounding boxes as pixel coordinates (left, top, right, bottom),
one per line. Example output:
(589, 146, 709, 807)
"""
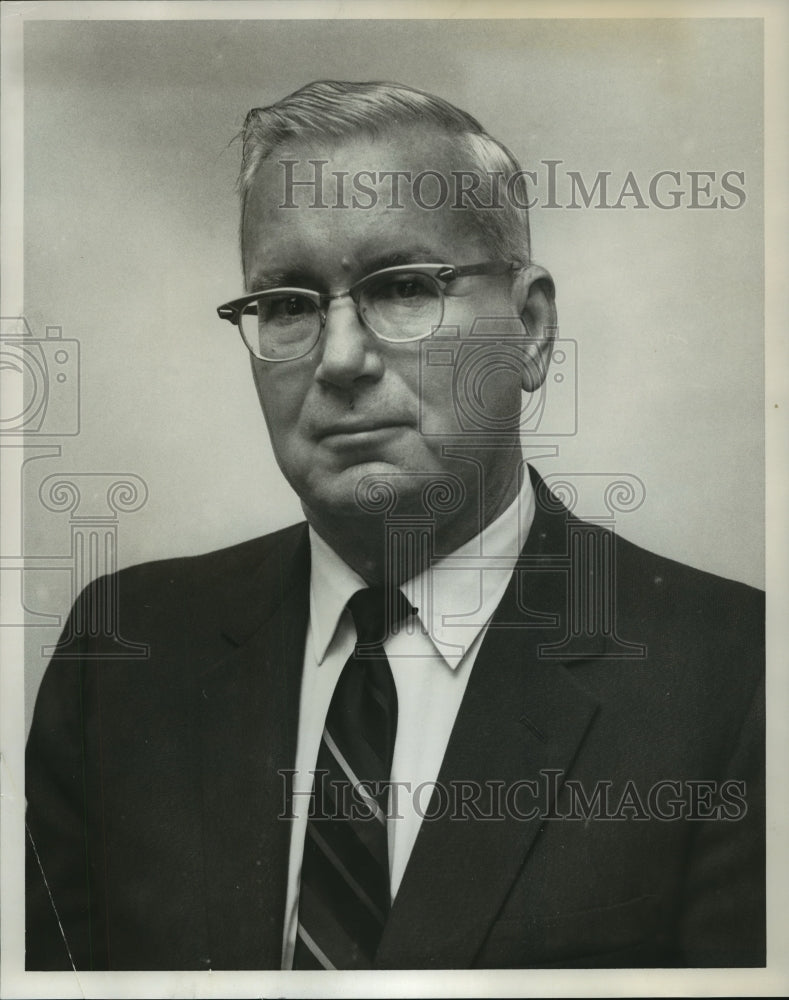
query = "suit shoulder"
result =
(50, 521, 310, 670)
(111, 520, 308, 590)
(612, 527, 762, 606)
(569, 522, 765, 769)
(68, 521, 310, 634)
(609, 526, 763, 661)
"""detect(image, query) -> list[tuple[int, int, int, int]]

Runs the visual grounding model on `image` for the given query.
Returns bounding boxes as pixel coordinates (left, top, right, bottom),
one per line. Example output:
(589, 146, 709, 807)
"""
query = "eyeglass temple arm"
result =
(440, 261, 520, 281)
(452, 260, 521, 278)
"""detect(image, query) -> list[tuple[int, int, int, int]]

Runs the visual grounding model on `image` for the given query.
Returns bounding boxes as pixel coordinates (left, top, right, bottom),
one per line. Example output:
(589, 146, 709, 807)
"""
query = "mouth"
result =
(317, 421, 411, 446)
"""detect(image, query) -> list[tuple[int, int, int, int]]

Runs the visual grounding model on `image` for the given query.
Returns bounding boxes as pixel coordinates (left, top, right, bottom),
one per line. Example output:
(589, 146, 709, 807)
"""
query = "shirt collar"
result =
(308, 528, 368, 665)
(401, 464, 535, 669)
(308, 463, 535, 668)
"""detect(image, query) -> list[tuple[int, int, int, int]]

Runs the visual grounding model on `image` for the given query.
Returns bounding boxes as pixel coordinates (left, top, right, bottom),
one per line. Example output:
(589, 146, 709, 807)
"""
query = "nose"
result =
(314, 296, 384, 390)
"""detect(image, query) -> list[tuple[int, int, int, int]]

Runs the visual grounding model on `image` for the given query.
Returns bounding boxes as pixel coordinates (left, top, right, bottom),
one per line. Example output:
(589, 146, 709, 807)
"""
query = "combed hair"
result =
(238, 80, 531, 264)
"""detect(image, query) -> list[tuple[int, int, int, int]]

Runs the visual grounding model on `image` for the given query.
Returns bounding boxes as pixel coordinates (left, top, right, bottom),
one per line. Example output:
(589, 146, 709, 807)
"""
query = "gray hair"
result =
(237, 80, 531, 264)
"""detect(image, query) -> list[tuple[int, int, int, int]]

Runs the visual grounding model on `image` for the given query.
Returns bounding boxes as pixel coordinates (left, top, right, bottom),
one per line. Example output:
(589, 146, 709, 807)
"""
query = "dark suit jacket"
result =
(25, 470, 765, 970)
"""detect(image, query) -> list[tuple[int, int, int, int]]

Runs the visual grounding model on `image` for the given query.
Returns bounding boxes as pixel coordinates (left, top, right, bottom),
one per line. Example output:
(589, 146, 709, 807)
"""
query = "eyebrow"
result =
(360, 247, 443, 273)
(247, 246, 446, 292)
(247, 269, 307, 293)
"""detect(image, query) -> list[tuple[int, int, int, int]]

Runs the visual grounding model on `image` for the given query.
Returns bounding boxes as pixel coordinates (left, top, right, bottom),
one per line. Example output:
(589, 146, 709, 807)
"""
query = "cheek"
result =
(419, 346, 526, 437)
(252, 365, 310, 440)
(411, 362, 462, 436)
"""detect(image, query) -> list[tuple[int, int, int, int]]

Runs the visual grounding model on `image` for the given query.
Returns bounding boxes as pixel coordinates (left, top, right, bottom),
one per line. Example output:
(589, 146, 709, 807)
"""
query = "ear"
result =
(512, 264, 557, 391)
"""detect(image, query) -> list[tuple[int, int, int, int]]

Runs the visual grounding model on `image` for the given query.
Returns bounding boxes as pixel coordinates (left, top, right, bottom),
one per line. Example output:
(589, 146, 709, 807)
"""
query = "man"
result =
(25, 80, 764, 971)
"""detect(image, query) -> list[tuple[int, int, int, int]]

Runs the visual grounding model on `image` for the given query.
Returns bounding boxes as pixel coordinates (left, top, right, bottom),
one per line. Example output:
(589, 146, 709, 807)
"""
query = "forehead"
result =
(241, 129, 489, 286)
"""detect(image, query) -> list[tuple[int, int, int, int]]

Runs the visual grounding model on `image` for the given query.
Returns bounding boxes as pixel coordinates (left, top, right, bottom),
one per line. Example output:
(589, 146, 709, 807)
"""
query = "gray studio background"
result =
(21, 18, 763, 732)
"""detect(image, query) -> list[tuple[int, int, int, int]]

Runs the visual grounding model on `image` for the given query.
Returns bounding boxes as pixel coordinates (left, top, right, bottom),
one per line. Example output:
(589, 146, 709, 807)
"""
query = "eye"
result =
(369, 273, 437, 305)
(392, 279, 424, 299)
(259, 294, 312, 324)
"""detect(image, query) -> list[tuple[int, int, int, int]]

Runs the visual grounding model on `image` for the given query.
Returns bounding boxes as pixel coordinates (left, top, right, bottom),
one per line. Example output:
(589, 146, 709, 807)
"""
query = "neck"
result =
(303, 460, 522, 586)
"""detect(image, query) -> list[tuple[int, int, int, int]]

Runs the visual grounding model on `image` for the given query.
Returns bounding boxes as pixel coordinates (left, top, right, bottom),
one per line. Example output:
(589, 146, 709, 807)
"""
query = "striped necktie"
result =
(292, 586, 415, 970)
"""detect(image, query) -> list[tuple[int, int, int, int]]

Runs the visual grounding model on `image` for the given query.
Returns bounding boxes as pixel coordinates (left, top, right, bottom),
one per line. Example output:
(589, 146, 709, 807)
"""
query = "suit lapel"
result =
(191, 476, 614, 969)
(374, 475, 603, 969)
(197, 525, 310, 970)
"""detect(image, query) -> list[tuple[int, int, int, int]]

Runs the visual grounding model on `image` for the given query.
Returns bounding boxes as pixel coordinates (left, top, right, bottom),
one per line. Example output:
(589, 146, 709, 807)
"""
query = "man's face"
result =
(242, 130, 541, 530)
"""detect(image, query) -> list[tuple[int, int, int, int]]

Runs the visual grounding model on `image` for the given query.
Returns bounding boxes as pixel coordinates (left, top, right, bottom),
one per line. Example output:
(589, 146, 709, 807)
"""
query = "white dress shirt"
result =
(280, 465, 536, 969)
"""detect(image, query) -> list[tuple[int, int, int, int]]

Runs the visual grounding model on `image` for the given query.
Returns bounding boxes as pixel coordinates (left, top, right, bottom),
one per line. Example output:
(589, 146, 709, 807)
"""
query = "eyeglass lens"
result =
(239, 270, 443, 360)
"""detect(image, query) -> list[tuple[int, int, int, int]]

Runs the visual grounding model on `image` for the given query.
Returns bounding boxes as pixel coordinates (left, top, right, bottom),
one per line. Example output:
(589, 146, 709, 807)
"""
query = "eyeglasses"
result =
(217, 261, 519, 362)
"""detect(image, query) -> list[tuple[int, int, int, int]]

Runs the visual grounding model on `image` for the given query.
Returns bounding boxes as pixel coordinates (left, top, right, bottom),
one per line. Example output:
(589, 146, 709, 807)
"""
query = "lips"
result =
(315, 421, 412, 453)
(317, 419, 410, 439)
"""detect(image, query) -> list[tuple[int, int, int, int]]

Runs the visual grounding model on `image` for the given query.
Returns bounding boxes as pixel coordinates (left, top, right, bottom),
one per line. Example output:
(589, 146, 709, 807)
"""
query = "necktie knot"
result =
(347, 587, 415, 647)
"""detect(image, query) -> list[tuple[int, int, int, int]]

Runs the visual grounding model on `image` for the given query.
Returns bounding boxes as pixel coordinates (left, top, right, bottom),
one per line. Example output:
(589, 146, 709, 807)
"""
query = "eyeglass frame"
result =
(216, 260, 521, 362)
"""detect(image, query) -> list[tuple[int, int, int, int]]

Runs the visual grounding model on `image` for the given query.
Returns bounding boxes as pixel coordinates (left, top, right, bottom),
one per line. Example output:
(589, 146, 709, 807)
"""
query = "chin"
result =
(305, 459, 458, 522)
